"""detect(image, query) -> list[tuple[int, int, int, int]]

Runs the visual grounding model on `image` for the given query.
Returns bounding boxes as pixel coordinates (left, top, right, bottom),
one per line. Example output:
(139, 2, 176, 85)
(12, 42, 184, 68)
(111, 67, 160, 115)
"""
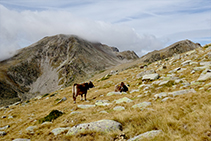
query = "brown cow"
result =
(72, 81, 94, 103)
(115, 82, 128, 92)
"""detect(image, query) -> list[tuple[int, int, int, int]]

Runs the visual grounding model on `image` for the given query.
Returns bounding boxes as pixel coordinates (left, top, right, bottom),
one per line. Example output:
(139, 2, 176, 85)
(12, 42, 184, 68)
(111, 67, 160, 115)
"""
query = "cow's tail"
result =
(72, 84, 77, 103)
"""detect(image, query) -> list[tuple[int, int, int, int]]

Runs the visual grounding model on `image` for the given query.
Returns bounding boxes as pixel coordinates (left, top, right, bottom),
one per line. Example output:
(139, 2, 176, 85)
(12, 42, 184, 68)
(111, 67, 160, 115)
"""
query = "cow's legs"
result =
(84, 92, 87, 101)
(81, 94, 84, 101)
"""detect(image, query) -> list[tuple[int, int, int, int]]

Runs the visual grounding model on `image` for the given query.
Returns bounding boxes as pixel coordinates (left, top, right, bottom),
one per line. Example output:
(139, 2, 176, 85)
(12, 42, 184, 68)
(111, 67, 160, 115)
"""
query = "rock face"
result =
(140, 39, 201, 63)
(0, 34, 138, 106)
(66, 119, 122, 136)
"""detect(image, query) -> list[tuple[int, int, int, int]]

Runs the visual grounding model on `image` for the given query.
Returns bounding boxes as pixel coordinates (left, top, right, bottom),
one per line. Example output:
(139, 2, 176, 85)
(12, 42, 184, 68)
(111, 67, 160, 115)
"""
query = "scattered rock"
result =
(115, 97, 133, 104)
(66, 119, 122, 136)
(128, 130, 162, 141)
(142, 73, 159, 81)
(26, 126, 37, 135)
(77, 104, 95, 109)
(70, 111, 82, 115)
(197, 72, 211, 81)
(95, 100, 111, 106)
(12, 139, 31, 141)
(168, 89, 196, 97)
(181, 60, 192, 66)
(136, 69, 156, 79)
(130, 89, 139, 93)
(132, 102, 151, 109)
(161, 97, 175, 102)
(107, 92, 127, 96)
(57, 97, 67, 104)
(154, 92, 168, 100)
(113, 106, 125, 111)
(51, 127, 71, 135)
(0, 125, 10, 130)
(0, 131, 6, 136)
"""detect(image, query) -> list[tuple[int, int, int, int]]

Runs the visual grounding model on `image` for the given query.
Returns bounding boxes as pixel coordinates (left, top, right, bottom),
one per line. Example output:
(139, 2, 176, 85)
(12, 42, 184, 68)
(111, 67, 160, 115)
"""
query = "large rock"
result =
(115, 97, 133, 104)
(66, 119, 122, 136)
(95, 100, 111, 106)
(168, 89, 196, 97)
(142, 73, 159, 81)
(128, 130, 162, 141)
(77, 104, 95, 109)
(197, 72, 211, 81)
(132, 102, 151, 109)
(113, 106, 125, 111)
(12, 139, 31, 141)
(51, 127, 71, 135)
(107, 91, 127, 96)
(0, 131, 6, 136)
(136, 69, 156, 79)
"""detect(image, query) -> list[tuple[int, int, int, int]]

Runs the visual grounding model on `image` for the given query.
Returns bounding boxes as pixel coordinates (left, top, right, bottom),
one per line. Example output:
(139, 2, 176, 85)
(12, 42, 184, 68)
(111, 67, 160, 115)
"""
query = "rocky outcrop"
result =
(66, 119, 122, 136)
(140, 39, 201, 63)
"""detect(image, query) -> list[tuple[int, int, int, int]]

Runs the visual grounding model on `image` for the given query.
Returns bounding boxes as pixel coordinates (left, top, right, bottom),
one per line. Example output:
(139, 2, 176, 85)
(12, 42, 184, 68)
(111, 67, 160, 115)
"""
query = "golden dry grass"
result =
(1, 46, 211, 141)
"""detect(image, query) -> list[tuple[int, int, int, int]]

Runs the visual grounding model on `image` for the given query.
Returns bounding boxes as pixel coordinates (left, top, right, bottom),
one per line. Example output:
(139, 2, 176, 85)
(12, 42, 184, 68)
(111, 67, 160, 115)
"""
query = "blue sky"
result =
(0, 0, 210, 60)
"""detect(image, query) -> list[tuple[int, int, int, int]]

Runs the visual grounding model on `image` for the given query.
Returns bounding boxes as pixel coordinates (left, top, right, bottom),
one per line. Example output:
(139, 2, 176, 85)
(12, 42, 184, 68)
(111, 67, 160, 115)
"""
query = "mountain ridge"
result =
(0, 34, 138, 106)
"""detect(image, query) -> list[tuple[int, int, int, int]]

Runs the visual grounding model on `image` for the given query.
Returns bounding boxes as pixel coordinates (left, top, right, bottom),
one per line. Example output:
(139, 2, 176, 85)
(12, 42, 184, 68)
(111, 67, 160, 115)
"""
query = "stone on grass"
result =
(161, 97, 175, 102)
(130, 89, 139, 93)
(26, 126, 37, 135)
(168, 89, 196, 97)
(113, 106, 125, 111)
(128, 130, 162, 141)
(142, 73, 159, 81)
(77, 105, 95, 109)
(70, 111, 82, 115)
(107, 92, 127, 96)
(136, 69, 156, 79)
(154, 92, 168, 100)
(51, 127, 71, 135)
(0, 131, 6, 136)
(12, 139, 31, 141)
(132, 102, 151, 109)
(197, 72, 211, 81)
(66, 119, 122, 136)
(0, 125, 10, 130)
(95, 100, 111, 106)
(115, 97, 133, 104)
(181, 60, 192, 66)
(57, 97, 67, 104)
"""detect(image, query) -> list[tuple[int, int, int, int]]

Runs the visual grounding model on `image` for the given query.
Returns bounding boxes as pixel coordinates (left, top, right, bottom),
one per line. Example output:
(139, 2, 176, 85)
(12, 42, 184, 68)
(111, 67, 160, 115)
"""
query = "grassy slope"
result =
(1, 44, 211, 141)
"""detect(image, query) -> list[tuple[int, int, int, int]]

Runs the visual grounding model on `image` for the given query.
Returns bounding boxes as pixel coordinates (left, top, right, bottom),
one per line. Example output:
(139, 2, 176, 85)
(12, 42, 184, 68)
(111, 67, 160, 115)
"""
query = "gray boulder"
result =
(136, 69, 156, 79)
(66, 119, 122, 136)
(0, 125, 10, 130)
(77, 105, 95, 109)
(142, 73, 159, 81)
(128, 130, 162, 141)
(115, 97, 133, 104)
(0, 131, 6, 136)
(197, 72, 211, 81)
(132, 102, 151, 109)
(107, 91, 127, 96)
(168, 89, 196, 97)
(113, 106, 125, 111)
(95, 100, 111, 106)
(12, 139, 31, 141)
(51, 127, 71, 135)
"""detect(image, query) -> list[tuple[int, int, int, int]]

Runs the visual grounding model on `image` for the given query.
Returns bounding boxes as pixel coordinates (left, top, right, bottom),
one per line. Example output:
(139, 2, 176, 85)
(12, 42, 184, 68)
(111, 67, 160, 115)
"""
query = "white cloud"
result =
(0, 4, 165, 61)
(0, 0, 210, 61)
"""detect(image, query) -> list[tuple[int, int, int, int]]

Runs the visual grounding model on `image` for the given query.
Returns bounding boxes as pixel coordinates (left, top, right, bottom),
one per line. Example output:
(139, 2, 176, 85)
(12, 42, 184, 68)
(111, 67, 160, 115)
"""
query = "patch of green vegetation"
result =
(26, 100, 30, 103)
(50, 92, 58, 97)
(42, 93, 49, 98)
(55, 98, 61, 102)
(38, 110, 63, 123)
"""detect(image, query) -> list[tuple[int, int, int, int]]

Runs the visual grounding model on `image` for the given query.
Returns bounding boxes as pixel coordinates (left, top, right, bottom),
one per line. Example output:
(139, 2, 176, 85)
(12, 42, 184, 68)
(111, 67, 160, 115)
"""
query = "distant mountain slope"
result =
(140, 39, 201, 63)
(0, 34, 138, 106)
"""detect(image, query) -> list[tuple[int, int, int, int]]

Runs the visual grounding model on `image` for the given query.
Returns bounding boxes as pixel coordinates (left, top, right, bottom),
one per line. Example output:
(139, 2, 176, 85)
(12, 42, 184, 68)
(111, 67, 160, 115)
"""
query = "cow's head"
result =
(88, 81, 94, 88)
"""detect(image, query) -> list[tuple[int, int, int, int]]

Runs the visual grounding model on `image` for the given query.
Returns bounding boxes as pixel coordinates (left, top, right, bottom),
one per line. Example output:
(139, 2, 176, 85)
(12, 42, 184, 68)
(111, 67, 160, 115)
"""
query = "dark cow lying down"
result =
(115, 82, 128, 92)
(72, 81, 94, 103)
